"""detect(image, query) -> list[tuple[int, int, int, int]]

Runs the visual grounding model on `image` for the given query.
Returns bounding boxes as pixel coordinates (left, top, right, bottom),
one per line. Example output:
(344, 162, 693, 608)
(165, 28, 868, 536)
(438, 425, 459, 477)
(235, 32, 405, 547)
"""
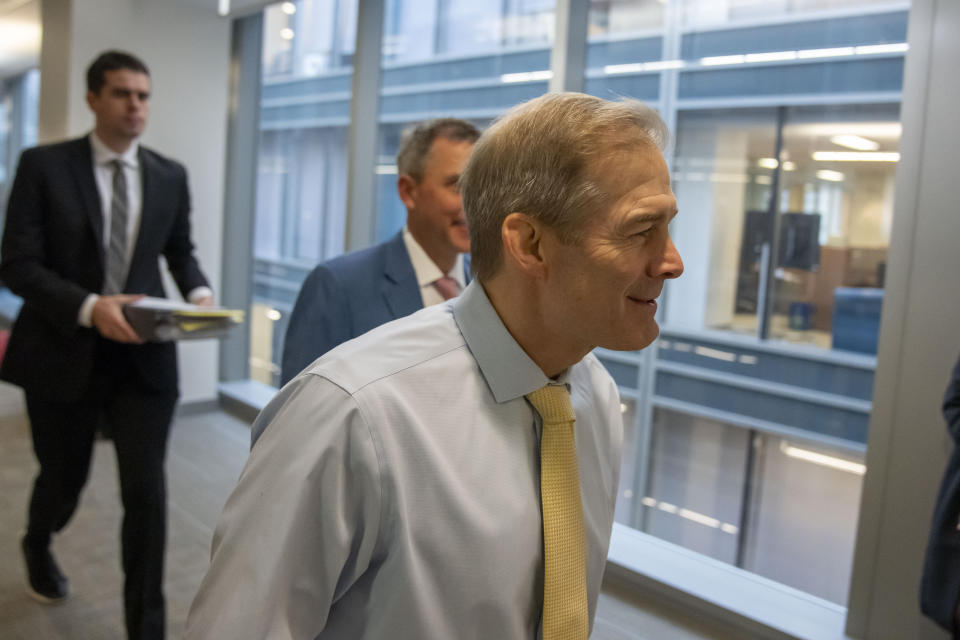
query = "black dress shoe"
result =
(21, 537, 69, 603)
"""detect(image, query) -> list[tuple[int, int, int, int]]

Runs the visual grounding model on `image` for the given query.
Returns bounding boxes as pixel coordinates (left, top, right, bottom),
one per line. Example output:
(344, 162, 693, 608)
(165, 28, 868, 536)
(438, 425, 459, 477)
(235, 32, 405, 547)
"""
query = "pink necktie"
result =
(433, 276, 461, 301)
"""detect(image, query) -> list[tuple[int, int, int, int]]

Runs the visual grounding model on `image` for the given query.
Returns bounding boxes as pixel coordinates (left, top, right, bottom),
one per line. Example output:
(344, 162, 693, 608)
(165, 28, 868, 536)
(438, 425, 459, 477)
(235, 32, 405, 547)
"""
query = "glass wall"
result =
(581, 0, 906, 605)
(249, 0, 356, 386)
(243, 0, 910, 609)
(374, 0, 556, 241)
(0, 69, 39, 210)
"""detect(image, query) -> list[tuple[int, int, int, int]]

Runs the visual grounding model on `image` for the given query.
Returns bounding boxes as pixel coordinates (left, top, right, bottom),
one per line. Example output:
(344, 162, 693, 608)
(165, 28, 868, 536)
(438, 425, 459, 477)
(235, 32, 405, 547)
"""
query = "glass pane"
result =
(586, 0, 664, 103)
(642, 408, 748, 564)
(251, 0, 356, 386)
(588, 0, 664, 38)
(0, 88, 9, 192)
(682, 0, 907, 29)
(575, 0, 911, 611)
(666, 108, 779, 336)
(769, 104, 899, 353)
(743, 435, 865, 605)
(614, 396, 638, 525)
(374, 0, 556, 240)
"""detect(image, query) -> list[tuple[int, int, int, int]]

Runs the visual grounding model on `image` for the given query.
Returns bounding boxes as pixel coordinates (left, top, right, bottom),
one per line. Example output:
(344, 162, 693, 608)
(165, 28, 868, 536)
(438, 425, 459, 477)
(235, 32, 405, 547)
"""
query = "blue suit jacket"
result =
(280, 231, 469, 385)
(922, 355, 960, 636)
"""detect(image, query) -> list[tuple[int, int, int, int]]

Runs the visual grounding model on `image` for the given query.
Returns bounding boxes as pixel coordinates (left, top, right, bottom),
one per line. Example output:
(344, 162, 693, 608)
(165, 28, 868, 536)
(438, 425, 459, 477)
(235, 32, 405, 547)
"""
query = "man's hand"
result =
(193, 295, 214, 307)
(92, 294, 145, 343)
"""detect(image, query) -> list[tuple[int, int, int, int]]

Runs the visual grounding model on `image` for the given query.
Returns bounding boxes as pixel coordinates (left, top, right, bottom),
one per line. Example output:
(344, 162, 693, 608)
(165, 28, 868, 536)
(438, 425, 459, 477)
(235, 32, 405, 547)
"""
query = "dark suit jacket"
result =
(280, 231, 469, 385)
(922, 355, 960, 636)
(0, 136, 209, 403)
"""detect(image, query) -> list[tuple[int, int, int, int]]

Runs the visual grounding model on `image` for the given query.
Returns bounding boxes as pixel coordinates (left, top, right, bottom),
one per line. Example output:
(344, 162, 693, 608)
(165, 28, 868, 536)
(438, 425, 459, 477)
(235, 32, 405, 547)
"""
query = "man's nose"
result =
(657, 236, 683, 280)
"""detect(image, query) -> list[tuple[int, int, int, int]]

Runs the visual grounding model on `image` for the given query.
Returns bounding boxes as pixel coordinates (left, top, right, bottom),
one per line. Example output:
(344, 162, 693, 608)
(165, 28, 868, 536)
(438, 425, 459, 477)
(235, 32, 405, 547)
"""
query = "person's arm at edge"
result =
(946, 357, 960, 637)
(185, 374, 383, 639)
(279, 264, 353, 386)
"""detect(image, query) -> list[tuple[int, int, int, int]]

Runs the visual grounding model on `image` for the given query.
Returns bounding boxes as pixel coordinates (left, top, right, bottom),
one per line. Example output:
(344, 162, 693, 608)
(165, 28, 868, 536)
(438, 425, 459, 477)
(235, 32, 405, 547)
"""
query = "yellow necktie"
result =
(526, 384, 589, 640)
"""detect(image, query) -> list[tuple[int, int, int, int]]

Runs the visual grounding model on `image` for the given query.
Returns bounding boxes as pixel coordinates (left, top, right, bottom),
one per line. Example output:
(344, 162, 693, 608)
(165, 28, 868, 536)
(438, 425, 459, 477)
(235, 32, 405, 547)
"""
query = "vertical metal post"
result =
(758, 105, 787, 341)
(343, 0, 385, 251)
(548, 0, 588, 93)
(219, 13, 263, 382)
(633, 0, 683, 532)
(735, 430, 761, 568)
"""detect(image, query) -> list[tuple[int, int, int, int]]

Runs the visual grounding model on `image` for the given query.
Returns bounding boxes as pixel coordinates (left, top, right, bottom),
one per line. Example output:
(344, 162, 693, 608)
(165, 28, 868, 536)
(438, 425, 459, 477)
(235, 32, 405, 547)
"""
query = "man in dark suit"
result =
(922, 354, 960, 637)
(279, 118, 479, 385)
(0, 51, 211, 640)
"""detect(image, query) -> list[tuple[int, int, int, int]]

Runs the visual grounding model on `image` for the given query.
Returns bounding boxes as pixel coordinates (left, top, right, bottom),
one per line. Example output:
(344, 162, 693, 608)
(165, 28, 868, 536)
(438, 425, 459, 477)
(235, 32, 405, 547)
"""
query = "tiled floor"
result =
(0, 381, 736, 639)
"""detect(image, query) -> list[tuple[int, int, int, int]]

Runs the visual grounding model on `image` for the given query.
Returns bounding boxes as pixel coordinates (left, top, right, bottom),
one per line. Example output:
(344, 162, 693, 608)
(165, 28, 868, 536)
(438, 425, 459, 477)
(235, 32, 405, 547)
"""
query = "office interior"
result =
(0, 0, 957, 638)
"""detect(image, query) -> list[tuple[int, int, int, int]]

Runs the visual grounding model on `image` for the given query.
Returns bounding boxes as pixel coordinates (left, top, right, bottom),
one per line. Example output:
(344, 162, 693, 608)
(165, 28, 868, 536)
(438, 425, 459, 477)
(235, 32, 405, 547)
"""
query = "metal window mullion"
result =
(344, 0, 385, 252)
(758, 105, 787, 341)
(219, 13, 264, 382)
(633, 0, 684, 533)
(548, 0, 588, 93)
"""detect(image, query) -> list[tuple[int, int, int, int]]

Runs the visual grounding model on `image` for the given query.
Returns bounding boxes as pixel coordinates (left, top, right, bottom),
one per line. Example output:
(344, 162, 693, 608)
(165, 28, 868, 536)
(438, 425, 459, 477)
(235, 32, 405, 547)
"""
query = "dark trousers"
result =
(23, 339, 177, 640)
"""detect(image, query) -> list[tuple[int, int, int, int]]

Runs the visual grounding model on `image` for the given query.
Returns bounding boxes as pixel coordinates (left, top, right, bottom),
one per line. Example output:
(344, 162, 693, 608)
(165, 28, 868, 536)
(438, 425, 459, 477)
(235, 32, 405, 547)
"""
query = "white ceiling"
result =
(0, 0, 278, 80)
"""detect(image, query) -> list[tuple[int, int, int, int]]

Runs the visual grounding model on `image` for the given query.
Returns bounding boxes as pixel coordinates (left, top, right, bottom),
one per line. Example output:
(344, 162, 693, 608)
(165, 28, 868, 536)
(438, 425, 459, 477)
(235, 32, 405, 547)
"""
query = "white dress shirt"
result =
(185, 281, 623, 640)
(402, 225, 465, 307)
(78, 133, 212, 326)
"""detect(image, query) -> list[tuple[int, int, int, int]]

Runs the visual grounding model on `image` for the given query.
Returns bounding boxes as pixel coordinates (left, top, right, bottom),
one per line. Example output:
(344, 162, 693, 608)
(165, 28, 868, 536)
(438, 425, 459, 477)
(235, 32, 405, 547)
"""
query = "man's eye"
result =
(633, 227, 653, 238)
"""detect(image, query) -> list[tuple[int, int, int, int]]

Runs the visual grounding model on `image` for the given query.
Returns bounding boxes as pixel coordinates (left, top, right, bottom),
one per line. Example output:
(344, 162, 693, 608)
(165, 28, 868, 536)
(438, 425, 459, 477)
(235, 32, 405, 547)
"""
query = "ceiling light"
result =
(782, 161, 796, 171)
(644, 59, 685, 71)
(757, 157, 779, 169)
(745, 50, 797, 63)
(830, 134, 880, 151)
(816, 169, 845, 182)
(604, 63, 644, 75)
(701, 54, 745, 66)
(280, 27, 294, 40)
(218, 0, 230, 16)
(812, 151, 900, 162)
(281, 2, 296, 14)
(855, 43, 909, 55)
(797, 46, 854, 59)
(501, 70, 552, 83)
(781, 441, 865, 475)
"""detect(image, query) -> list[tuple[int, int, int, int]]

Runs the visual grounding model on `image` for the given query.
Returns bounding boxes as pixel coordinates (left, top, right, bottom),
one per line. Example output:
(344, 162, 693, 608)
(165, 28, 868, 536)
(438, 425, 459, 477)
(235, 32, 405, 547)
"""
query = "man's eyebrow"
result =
(624, 212, 668, 225)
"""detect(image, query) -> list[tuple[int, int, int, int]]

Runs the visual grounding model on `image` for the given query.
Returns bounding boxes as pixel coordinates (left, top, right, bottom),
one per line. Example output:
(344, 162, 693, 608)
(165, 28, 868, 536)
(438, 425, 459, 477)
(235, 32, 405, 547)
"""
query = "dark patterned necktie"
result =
(103, 159, 128, 295)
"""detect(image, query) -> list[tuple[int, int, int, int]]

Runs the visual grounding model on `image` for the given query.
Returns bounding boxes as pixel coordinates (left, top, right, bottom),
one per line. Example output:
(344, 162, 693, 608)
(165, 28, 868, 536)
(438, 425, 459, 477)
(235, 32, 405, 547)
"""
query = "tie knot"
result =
(109, 159, 124, 172)
(432, 276, 460, 301)
(526, 385, 575, 424)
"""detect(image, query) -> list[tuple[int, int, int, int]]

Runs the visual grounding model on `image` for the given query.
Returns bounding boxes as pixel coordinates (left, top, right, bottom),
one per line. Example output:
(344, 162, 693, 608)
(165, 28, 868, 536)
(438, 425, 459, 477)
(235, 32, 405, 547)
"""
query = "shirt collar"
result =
(453, 280, 567, 404)
(402, 226, 466, 289)
(89, 131, 140, 170)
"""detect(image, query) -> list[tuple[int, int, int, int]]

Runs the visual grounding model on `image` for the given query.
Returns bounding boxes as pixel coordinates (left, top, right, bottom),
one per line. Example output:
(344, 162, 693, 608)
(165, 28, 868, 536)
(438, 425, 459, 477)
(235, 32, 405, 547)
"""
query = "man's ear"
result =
(501, 213, 546, 277)
(86, 91, 96, 111)
(397, 174, 418, 210)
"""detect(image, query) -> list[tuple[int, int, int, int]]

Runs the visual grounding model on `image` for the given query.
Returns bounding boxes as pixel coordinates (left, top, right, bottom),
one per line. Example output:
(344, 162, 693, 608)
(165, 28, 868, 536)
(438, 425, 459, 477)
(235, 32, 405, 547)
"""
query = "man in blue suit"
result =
(280, 118, 479, 385)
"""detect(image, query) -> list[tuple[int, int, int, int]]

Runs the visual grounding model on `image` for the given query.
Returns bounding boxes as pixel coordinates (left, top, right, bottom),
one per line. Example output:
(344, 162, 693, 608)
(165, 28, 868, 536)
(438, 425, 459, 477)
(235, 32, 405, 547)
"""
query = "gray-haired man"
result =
(187, 93, 683, 639)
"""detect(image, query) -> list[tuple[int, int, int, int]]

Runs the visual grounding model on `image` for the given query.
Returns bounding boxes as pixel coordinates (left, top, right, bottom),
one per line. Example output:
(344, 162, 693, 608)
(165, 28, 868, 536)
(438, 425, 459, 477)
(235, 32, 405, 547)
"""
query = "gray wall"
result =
(848, 0, 960, 637)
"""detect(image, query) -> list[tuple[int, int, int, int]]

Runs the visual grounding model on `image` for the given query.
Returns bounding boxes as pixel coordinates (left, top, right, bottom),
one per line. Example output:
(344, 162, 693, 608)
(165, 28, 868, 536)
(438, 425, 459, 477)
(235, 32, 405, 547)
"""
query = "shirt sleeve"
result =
(77, 294, 99, 327)
(185, 374, 384, 639)
(186, 286, 214, 304)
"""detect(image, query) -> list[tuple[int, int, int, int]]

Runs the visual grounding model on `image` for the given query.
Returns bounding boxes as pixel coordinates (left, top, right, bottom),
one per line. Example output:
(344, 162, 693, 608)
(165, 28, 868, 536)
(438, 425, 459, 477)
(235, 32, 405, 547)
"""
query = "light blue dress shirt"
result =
(186, 281, 623, 639)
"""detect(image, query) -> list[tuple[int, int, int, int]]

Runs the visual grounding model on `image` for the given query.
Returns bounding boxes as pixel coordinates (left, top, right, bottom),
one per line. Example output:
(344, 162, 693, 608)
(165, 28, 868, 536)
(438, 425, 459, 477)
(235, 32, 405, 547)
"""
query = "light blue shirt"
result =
(186, 281, 623, 639)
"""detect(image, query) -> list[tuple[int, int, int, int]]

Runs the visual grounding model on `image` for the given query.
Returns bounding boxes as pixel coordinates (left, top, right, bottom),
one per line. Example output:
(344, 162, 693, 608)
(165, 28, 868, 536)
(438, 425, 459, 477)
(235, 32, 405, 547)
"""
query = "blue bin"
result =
(831, 287, 883, 354)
